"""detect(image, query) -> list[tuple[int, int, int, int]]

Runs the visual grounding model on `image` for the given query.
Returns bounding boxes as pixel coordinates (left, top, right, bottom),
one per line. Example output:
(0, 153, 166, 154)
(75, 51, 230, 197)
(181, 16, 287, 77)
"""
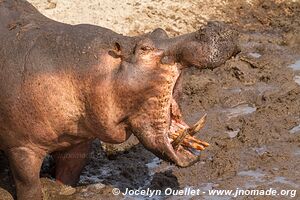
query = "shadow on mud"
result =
(0, 140, 179, 199)
(0, 151, 15, 198)
(39, 140, 179, 193)
(78, 141, 179, 192)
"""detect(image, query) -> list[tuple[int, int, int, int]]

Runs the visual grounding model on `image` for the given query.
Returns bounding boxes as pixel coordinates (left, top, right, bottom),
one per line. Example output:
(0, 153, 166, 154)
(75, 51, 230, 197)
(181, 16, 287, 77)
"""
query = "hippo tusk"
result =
(171, 114, 208, 150)
(182, 134, 210, 147)
(171, 128, 189, 150)
(189, 114, 207, 136)
(189, 142, 205, 150)
(171, 130, 209, 148)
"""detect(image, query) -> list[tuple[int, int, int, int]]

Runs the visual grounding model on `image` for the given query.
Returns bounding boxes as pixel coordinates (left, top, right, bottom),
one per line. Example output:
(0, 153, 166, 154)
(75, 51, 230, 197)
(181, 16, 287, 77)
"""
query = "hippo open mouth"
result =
(126, 21, 238, 168)
(164, 69, 210, 167)
(128, 61, 210, 167)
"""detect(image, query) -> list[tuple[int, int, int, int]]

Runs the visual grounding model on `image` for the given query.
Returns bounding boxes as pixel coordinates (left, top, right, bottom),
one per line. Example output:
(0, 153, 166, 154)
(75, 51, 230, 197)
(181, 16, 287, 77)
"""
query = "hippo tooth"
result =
(171, 128, 189, 150)
(189, 114, 207, 136)
(170, 114, 208, 151)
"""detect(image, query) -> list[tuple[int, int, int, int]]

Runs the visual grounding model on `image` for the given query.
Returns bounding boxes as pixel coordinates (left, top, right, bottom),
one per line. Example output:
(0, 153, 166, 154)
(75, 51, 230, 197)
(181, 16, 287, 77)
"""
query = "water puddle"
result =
(146, 157, 161, 171)
(225, 87, 242, 94)
(237, 169, 266, 189)
(224, 84, 275, 95)
(289, 59, 300, 71)
(271, 177, 299, 189)
(248, 52, 261, 58)
(289, 124, 300, 134)
(140, 157, 173, 189)
(143, 157, 162, 188)
(294, 76, 300, 86)
(237, 169, 299, 191)
(288, 59, 300, 85)
(200, 183, 215, 191)
(253, 146, 268, 156)
(253, 83, 277, 95)
(225, 104, 257, 119)
(226, 129, 240, 138)
(294, 148, 300, 156)
(238, 170, 265, 180)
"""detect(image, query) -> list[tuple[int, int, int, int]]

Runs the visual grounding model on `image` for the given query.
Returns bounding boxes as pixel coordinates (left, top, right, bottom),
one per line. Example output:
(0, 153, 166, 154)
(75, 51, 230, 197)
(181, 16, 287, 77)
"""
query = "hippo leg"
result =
(7, 147, 45, 200)
(53, 140, 92, 186)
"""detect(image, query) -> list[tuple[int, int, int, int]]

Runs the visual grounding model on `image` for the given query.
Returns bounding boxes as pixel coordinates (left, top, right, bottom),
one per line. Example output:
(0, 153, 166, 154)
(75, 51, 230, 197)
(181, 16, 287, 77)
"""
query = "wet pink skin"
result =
(0, 1, 238, 200)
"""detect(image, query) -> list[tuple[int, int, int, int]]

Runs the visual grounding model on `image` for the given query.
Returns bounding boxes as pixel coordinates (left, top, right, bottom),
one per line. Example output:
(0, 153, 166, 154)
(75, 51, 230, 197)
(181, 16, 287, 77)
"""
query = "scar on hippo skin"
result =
(0, 1, 239, 200)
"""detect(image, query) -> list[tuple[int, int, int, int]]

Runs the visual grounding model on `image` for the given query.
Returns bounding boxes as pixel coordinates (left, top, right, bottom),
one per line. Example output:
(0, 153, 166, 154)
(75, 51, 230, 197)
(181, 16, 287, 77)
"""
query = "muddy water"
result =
(290, 59, 300, 86)
(1, 0, 300, 199)
(290, 124, 300, 134)
(289, 59, 300, 71)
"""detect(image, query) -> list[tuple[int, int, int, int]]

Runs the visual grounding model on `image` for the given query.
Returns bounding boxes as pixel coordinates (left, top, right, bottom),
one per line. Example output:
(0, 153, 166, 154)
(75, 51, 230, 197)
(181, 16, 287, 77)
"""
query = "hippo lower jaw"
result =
(162, 65, 210, 167)
(163, 101, 209, 167)
(133, 68, 209, 168)
(143, 114, 209, 168)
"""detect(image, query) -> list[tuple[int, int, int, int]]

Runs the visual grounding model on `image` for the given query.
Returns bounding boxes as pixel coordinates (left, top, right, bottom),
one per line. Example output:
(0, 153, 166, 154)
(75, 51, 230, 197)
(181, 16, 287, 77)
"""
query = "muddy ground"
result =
(1, 0, 300, 199)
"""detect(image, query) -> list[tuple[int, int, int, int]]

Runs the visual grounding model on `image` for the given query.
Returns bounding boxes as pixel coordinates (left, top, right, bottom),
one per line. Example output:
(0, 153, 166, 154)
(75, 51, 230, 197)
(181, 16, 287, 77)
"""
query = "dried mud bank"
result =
(1, 0, 300, 199)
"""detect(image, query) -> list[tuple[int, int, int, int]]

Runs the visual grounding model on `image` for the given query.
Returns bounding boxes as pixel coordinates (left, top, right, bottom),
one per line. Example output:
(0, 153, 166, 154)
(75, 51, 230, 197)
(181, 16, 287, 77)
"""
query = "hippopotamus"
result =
(0, 0, 239, 199)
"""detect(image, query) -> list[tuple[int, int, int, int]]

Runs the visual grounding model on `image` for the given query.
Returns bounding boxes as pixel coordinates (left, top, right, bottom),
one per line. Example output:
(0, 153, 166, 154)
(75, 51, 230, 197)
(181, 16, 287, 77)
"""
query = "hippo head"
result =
(109, 39, 197, 167)
(103, 22, 238, 167)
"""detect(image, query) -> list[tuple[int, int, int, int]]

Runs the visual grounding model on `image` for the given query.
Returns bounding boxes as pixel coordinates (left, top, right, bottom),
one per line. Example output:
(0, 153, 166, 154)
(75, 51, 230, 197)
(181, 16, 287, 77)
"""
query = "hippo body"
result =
(0, 0, 239, 199)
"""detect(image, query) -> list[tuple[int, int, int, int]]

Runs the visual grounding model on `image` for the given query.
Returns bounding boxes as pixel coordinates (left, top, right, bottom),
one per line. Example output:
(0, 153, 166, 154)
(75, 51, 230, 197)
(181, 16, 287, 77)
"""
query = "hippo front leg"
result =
(7, 147, 45, 200)
(53, 140, 92, 186)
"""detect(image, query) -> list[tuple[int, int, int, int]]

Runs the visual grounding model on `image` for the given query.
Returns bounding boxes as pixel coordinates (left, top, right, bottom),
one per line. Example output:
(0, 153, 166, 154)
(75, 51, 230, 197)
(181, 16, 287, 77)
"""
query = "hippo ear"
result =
(108, 42, 122, 58)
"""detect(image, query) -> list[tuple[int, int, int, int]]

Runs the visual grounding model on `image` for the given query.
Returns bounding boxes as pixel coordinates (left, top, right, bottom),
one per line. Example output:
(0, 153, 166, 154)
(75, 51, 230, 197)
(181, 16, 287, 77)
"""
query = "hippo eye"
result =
(140, 45, 153, 51)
